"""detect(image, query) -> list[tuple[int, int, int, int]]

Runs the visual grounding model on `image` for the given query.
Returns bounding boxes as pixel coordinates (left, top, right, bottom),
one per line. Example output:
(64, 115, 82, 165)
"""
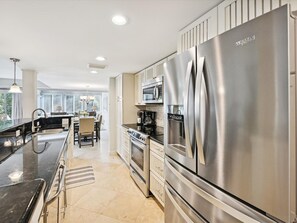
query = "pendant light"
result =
(9, 58, 22, 93)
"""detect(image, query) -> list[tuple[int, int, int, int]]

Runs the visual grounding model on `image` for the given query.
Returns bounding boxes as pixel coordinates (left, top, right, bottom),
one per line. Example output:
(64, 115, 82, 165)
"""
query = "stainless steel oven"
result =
(128, 128, 150, 197)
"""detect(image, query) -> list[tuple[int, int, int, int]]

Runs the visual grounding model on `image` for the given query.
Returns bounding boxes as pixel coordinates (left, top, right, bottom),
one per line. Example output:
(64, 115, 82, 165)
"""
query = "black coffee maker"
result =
(143, 111, 156, 126)
(137, 110, 144, 126)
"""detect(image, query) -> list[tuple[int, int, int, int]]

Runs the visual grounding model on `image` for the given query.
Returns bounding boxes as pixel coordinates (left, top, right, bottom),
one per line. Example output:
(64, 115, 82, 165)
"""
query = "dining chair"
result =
(96, 115, 103, 140)
(88, 111, 96, 117)
(78, 117, 94, 148)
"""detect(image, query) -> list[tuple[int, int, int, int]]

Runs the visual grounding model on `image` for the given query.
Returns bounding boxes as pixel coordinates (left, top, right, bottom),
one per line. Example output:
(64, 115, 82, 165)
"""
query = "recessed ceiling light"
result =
(90, 70, 98, 74)
(96, 56, 106, 61)
(112, 15, 127, 26)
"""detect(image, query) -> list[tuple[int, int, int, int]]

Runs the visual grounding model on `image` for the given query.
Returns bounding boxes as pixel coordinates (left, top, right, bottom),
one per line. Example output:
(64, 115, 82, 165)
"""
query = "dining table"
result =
(73, 116, 101, 144)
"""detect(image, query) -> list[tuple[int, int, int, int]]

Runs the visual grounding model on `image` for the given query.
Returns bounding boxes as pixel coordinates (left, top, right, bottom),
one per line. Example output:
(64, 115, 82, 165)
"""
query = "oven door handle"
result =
(131, 138, 146, 149)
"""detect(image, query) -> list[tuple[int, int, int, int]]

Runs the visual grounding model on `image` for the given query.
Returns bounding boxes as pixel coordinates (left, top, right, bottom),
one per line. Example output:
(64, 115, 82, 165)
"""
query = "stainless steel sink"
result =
(39, 128, 64, 134)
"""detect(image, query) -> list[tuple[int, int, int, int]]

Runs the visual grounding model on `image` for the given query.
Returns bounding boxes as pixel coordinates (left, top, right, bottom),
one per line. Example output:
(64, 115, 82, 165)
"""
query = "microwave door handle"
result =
(184, 60, 195, 158)
(195, 57, 206, 165)
(155, 86, 159, 100)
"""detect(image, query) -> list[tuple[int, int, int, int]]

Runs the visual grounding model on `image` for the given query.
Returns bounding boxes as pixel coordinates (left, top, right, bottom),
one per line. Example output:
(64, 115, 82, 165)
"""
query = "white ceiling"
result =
(0, 0, 222, 91)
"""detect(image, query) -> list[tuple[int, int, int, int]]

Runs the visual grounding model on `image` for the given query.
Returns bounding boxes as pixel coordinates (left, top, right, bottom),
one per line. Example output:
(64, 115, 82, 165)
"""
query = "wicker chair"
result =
(78, 117, 94, 148)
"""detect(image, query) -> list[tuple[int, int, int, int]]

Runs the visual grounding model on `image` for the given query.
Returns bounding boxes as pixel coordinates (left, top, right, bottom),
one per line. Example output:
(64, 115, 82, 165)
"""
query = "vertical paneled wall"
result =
(178, 0, 296, 53)
(218, 0, 292, 34)
(177, 8, 218, 53)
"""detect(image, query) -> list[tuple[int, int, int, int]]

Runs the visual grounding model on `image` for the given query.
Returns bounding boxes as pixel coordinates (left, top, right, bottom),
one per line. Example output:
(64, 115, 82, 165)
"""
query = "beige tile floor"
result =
(47, 130, 164, 223)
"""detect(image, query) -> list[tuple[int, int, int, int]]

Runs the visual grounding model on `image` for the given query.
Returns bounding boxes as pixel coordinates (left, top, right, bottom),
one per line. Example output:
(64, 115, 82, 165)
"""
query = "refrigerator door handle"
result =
(195, 57, 206, 165)
(165, 185, 195, 223)
(184, 60, 194, 158)
(166, 159, 260, 223)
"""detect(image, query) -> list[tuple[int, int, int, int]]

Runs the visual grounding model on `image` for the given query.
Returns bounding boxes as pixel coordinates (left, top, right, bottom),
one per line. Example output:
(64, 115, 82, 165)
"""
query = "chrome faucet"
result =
(31, 108, 48, 133)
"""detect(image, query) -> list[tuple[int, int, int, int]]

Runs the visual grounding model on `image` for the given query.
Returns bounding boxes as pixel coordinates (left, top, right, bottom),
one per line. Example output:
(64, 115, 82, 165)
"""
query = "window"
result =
(38, 90, 106, 115)
(65, 95, 74, 113)
(43, 95, 52, 113)
(74, 96, 82, 112)
(53, 95, 62, 111)
(93, 95, 102, 113)
(0, 92, 12, 120)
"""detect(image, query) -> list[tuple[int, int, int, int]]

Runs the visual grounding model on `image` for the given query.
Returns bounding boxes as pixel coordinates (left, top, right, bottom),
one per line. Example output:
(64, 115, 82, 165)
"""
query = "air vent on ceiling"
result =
(87, 63, 106, 69)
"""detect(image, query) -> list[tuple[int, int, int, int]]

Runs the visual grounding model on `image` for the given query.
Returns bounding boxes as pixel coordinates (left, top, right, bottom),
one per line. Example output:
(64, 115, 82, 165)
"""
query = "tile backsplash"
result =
(145, 105, 164, 127)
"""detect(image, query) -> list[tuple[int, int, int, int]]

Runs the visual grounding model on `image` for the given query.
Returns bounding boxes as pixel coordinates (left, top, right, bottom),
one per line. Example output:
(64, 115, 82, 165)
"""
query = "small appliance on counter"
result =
(136, 110, 144, 126)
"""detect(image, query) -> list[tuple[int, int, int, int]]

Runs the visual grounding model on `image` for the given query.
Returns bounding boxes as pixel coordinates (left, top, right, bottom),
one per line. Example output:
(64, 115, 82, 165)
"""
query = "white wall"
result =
(108, 77, 116, 152)
(22, 70, 37, 118)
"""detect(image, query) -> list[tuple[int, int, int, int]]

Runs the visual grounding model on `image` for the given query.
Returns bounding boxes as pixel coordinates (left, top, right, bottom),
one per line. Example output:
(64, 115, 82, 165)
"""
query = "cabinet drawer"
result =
(122, 127, 129, 137)
(150, 140, 164, 158)
(150, 171, 165, 206)
(122, 135, 130, 149)
(150, 151, 164, 179)
(122, 148, 130, 165)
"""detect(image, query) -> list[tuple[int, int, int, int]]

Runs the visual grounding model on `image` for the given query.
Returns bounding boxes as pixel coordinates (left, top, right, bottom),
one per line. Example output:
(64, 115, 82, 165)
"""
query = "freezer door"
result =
(164, 46, 197, 172)
(165, 157, 277, 223)
(196, 5, 291, 222)
(165, 184, 206, 223)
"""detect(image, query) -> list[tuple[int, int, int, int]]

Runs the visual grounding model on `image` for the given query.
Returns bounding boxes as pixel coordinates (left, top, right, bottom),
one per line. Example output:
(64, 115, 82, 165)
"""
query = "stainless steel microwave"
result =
(142, 77, 163, 104)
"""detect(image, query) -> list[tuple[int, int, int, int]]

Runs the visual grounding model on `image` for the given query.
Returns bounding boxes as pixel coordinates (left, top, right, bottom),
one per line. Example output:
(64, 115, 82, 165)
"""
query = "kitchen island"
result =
(0, 118, 70, 222)
(0, 179, 45, 223)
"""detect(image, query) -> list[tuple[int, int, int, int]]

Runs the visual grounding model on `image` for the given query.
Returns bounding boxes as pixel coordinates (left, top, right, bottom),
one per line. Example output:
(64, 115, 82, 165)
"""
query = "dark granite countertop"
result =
(0, 118, 32, 133)
(0, 116, 73, 133)
(122, 123, 164, 145)
(0, 131, 68, 197)
(48, 114, 74, 118)
(0, 130, 69, 222)
(0, 179, 45, 223)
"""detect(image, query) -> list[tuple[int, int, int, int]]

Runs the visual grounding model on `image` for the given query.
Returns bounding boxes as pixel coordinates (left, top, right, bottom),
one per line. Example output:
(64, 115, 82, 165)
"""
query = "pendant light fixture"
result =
(9, 58, 22, 93)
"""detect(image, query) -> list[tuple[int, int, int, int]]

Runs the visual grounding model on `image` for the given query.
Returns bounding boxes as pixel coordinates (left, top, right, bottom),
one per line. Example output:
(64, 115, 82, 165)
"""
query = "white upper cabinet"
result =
(177, 7, 218, 53)
(145, 65, 154, 81)
(218, 0, 297, 35)
(135, 70, 146, 105)
(145, 58, 167, 82)
(154, 58, 167, 79)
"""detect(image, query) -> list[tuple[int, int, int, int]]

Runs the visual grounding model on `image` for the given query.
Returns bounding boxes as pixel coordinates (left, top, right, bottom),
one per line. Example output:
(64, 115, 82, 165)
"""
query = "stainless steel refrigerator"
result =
(164, 5, 297, 223)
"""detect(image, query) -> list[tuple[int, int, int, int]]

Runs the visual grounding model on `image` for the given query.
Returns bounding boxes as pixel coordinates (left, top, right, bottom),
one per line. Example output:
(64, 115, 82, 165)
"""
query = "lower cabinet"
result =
(118, 126, 130, 165)
(150, 171, 165, 206)
(150, 140, 165, 207)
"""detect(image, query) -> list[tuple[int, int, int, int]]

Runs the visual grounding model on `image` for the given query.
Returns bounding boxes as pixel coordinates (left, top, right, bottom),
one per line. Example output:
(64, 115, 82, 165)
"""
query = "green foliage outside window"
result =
(0, 92, 12, 119)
